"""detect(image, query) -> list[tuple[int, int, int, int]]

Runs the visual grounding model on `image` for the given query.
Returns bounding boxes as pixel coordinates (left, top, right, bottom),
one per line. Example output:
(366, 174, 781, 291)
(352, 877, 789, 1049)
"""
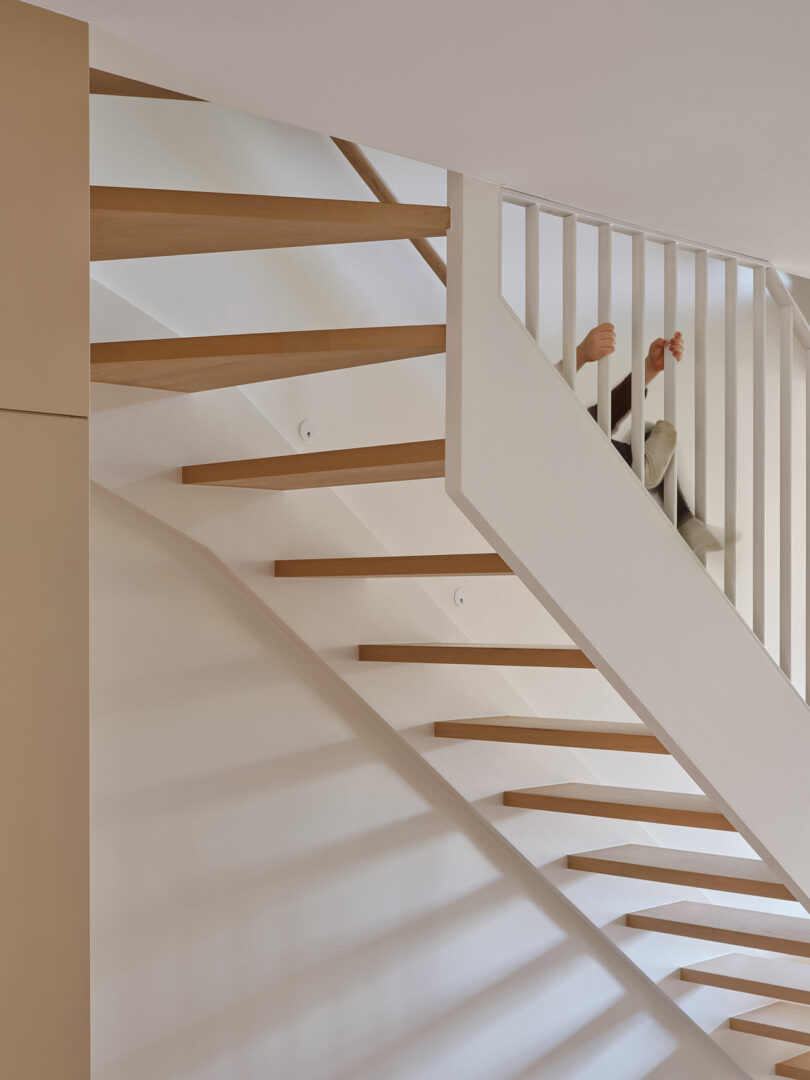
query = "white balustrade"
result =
(500, 188, 810, 692)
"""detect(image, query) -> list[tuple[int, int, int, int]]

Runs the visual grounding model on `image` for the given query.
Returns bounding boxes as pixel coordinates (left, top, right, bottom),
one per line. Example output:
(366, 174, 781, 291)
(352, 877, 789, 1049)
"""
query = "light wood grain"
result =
(90, 67, 201, 100)
(504, 785, 733, 829)
(436, 718, 665, 753)
(730, 1002, 810, 1045)
(627, 902, 810, 956)
(569, 845, 793, 898)
(91, 186, 450, 261)
(1, 8, 89, 1077)
(183, 439, 445, 490)
(778, 1049, 810, 1078)
(683, 953, 810, 1004)
(275, 552, 509, 577)
(332, 137, 447, 285)
(2, 1, 89, 418)
(357, 644, 594, 667)
(92, 324, 446, 391)
(0, 409, 89, 1078)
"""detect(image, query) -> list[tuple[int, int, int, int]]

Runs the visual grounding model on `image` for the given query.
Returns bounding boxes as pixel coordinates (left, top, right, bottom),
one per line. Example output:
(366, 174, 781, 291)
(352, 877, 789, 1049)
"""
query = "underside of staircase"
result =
(88, 67, 810, 1080)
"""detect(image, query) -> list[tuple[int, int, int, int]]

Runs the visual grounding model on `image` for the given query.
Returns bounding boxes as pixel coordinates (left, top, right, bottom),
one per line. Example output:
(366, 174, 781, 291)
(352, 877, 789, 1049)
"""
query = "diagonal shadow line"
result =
(95, 875, 520, 1080)
(93, 806, 451, 975)
(91, 483, 751, 1080)
(330, 937, 586, 1080)
(94, 735, 368, 817)
(504, 996, 651, 1080)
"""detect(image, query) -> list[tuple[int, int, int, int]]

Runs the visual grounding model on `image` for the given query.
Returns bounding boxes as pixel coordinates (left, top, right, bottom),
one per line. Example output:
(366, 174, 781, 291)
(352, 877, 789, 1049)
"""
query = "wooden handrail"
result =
(332, 137, 447, 286)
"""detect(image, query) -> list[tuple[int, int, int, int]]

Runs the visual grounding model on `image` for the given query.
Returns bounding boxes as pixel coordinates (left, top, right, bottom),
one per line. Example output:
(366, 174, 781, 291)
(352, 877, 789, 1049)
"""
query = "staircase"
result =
(89, 68, 810, 1080)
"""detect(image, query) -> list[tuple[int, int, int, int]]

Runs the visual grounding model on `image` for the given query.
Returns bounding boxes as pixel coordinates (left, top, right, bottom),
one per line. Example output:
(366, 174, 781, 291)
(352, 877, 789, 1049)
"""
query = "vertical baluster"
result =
(694, 250, 708, 565)
(725, 260, 738, 604)
(525, 203, 540, 341)
(597, 223, 612, 435)
(631, 233, 646, 482)
(562, 214, 577, 387)
(752, 267, 766, 642)
(664, 242, 678, 522)
(780, 304, 794, 677)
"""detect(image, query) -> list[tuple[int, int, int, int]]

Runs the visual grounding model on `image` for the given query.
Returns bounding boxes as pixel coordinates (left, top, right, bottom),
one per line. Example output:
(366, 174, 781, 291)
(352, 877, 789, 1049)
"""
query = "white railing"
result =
(447, 172, 810, 907)
(499, 188, 810, 699)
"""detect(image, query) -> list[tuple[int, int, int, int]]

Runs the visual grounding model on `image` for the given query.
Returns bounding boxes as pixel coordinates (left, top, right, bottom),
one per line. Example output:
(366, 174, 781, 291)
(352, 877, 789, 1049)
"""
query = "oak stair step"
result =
(92, 324, 446, 392)
(730, 1002, 810, 1046)
(435, 718, 666, 753)
(682, 953, 810, 1003)
(182, 440, 445, 490)
(626, 902, 810, 957)
(568, 845, 793, 898)
(778, 1049, 810, 1078)
(90, 68, 202, 100)
(274, 552, 510, 577)
(357, 644, 593, 667)
(503, 785, 733, 830)
(91, 186, 450, 261)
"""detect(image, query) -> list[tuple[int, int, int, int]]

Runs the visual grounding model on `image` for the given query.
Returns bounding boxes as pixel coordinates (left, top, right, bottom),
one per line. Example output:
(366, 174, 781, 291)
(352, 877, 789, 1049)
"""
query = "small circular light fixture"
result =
(298, 419, 317, 443)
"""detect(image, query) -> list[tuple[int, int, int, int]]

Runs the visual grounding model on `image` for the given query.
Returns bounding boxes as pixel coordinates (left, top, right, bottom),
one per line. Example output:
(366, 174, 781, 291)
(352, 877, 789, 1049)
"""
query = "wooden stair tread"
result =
(435, 718, 665, 753)
(90, 68, 202, 100)
(357, 644, 593, 667)
(682, 953, 810, 1003)
(274, 552, 509, 577)
(730, 1001, 810, 1045)
(569, 845, 793, 898)
(504, 784, 732, 830)
(627, 902, 810, 956)
(182, 440, 445, 490)
(91, 324, 446, 392)
(778, 1049, 810, 1078)
(91, 186, 450, 260)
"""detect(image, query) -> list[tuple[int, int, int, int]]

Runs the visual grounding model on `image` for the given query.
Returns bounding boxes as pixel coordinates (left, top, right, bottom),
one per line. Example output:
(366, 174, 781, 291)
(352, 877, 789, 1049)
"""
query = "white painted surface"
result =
(88, 241, 766, 1080)
(752, 267, 766, 638)
(781, 305, 795, 675)
(631, 232, 647, 481)
(562, 214, 577, 388)
(598, 224, 613, 435)
(725, 259, 739, 601)
(91, 487, 750, 1080)
(499, 195, 810, 689)
(84, 95, 805, 1078)
(446, 173, 810, 917)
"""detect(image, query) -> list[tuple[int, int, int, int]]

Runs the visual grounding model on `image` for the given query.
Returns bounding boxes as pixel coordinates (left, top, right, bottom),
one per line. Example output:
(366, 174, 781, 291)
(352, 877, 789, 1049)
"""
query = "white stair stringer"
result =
(446, 172, 810, 915)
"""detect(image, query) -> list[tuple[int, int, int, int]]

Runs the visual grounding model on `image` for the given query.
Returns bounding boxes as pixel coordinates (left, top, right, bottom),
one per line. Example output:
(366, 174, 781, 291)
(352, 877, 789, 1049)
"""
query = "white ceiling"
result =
(35, 0, 810, 274)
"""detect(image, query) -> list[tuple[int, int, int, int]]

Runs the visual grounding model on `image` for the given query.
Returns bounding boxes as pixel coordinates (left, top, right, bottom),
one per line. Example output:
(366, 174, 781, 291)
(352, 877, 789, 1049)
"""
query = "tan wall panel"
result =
(0, 409, 89, 1079)
(0, 0, 88, 417)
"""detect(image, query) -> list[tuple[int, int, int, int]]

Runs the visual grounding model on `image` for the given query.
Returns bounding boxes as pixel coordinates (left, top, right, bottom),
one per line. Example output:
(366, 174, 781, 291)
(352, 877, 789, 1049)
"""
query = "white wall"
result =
(88, 93, 776, 1078)
(92, 486, 748, 1080)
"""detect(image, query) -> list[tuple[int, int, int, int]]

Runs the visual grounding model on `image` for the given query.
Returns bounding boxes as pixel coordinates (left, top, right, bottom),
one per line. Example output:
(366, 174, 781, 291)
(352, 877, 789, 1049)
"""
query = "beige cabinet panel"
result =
(0, 0, 88, 417)
(0, 409, 89, 1079)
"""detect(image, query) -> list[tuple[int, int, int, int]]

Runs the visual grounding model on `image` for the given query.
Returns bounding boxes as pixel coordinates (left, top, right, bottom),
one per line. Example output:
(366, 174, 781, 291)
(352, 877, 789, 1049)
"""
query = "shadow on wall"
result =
(90, 487, 729, 1080)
